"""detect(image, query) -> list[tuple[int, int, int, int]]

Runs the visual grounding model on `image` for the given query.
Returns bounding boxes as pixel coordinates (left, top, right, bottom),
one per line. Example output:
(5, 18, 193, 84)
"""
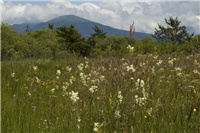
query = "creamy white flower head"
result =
(51, 88, 55, 93)
(118, 91, 123, 104)
(85, 61, 89, 68)
(136, 78, 145, 89)
(89, 85, 98, 93)
(35, 76, 41, 83)
(114, 110, 121, 118)
(93, 122, 99, 132)
(153, 55, 158, 59)
(70, 91, 79, 103)
(175, 67, 182, 71)
(66, 66, 72, 72)
(11, 72, 15, 78)
(126, 64, 136, 72)
(56, 70, 61, 75)
(33, 66, 38, 71)
(100, 75, 105, 81)
(69, 76, 76, 85)
(127, 45, 135, 53)
(140, 80, 145, 88)
(157, 60, 162, 66)
(168, 59, 174, 66)
(193, 69, 199, 74)
(77, 63, 84, 71)
(62, 85, 68, 91)
(147, 107, 153, 116)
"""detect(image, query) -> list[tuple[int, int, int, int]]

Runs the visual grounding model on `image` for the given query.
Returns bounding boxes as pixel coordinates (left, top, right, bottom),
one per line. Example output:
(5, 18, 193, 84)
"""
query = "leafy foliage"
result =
(153, 17, 194, 44)
(1, 23, 30, 60)
(1, 21, 199, 60)
(91, 25, 107, 38)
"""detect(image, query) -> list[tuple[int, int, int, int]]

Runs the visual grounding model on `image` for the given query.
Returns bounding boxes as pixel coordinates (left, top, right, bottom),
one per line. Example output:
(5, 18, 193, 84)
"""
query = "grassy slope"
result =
(2, 53, 200, 132)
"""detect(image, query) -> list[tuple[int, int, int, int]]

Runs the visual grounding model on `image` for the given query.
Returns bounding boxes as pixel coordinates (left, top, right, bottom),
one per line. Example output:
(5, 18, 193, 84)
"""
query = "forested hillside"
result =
(1, 21, 200, 60)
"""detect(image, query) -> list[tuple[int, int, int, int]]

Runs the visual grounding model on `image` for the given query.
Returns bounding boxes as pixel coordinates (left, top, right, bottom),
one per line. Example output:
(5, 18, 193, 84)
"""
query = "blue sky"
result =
(1, 0, 200, 34)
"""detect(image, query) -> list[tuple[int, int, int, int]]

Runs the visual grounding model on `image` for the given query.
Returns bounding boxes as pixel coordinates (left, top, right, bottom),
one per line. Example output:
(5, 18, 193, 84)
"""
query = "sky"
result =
(1, 0, 200, 34)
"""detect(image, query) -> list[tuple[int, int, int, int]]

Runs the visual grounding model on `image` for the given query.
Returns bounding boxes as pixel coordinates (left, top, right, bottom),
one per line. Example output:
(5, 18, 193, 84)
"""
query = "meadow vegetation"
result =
(1, 21, 200, 132)
(2, 53, 200, 132)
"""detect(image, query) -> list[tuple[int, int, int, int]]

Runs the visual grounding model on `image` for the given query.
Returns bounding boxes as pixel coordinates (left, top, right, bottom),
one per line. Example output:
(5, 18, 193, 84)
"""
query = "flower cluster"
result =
(126, 64, 136, 73)
(69, 91, 79, 103)
(135, 78, 145, 90)
(117, 91, 123, 104)
(127, 45, 135, 53)
(89, 85, 98, 93)
(135, 79, 148, 106)
(93, 122, 100, 132)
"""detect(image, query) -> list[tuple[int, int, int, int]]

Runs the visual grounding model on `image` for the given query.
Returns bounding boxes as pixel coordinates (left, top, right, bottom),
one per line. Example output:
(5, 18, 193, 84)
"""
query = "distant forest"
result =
(1, 17, 200, 60)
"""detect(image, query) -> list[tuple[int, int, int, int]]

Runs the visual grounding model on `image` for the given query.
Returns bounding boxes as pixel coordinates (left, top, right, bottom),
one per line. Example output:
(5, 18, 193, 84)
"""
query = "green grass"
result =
(2, 53, 200, 132)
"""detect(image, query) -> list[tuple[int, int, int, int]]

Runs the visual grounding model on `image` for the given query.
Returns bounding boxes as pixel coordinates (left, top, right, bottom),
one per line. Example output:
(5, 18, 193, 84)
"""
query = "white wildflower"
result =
(91, 79, 100, 84)
(114, 110, 121, 118)
(135, 94, 147, 106)
(35, 76, 41, 83)
(193, 69, 199, 74)
(140, 80, 145, 88)
(153, 55, 158, 59)
(126, 64, 136, 72)
(69, 76, 76, 85)
(118, 91, 123, 104)
(100, 75, 105, 81)
(77, 63, 84, 71)
(56, 70, 61, 75)
(89, 85, 98, 93)
(127, 45, 135, 53)
(28, 91, 31, 96)
(142, 88, 148, 99)
(51, 88, 55, 93)
(11, 72, 15, 78)
(147, 108, 153, 116)
(62, 85, 68, 91)
(135, 78, 145, 90)
(168, 59, 174, 66)
(139, 62, 146, 67)
(66, 66, 72, 72)
(33, 66, 38, 71)
(175, 67, 182, 71)
(93, 122, 100, 132)
(85, 62, 89, 68)
(69, 91, 79, 103)
(156, 60, 162, 66)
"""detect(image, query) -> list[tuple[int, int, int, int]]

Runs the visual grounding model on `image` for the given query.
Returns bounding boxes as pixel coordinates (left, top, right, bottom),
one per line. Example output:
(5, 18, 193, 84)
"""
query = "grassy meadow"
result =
(2, 53, 200, 132)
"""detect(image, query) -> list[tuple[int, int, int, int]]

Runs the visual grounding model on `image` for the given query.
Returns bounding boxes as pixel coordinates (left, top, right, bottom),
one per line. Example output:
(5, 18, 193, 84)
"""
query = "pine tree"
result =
(25, 25, 31, 32)
(153, 17, 194, 44)
(48, 23, 54, 29)
(91, 25, 106, 38)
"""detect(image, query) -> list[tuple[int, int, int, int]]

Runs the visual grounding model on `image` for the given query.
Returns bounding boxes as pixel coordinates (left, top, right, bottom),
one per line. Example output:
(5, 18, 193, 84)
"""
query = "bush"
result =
(69, 41, 92, 57)
(1, 23, 30, 60)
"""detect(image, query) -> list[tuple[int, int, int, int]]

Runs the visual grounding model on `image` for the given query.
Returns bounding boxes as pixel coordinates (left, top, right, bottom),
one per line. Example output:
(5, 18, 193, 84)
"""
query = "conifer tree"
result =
(91, 25, 106, 38)
(153, 17, 194, 44)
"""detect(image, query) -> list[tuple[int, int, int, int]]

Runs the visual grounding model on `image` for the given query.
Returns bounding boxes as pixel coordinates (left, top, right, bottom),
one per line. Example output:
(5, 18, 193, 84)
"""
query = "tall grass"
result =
(2, 53, 200, 132)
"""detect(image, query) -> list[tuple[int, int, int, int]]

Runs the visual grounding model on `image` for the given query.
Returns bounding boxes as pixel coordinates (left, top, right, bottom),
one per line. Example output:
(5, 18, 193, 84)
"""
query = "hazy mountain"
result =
(12, 15, 152, 39)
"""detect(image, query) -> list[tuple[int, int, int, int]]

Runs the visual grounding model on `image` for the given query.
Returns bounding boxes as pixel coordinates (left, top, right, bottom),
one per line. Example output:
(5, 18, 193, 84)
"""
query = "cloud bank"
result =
(2, 0, 200, 34)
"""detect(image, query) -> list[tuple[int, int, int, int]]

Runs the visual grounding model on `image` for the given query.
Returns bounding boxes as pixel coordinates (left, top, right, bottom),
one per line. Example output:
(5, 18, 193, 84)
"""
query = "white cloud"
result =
(2, 1, 200, 34)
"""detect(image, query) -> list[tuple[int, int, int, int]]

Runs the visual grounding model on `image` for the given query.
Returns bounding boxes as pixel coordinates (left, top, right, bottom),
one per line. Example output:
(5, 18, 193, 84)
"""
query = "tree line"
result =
(1, 17, 200, 60)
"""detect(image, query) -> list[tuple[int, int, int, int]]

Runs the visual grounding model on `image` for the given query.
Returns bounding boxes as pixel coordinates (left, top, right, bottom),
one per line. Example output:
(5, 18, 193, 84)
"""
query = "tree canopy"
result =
(91, 25, 106, 38)
(153, 17, 194, 44)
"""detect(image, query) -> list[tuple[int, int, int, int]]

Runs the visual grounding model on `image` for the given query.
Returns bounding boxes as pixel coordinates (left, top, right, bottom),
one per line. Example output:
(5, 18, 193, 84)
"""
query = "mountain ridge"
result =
(12, 15, 152, 39)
